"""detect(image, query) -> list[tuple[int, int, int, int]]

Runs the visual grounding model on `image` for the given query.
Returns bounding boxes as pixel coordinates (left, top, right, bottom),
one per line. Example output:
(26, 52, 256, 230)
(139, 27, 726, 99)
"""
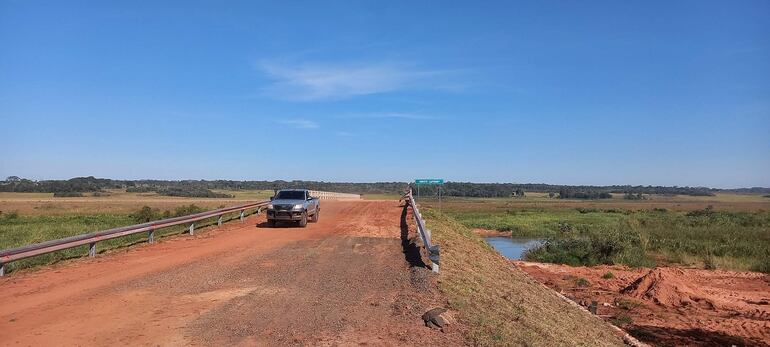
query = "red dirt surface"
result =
(0, 201, 464, 346)
(516, 261, 770, 346)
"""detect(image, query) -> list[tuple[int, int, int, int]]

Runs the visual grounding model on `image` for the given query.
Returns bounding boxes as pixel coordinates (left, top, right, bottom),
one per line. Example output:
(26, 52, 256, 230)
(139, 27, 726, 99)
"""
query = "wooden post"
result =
(217, 216, 223, 226)
(88, 242, 96, 257)
(0, 263, 5, 277)
(148, 229, 155, 244)
(189, 223, 195, 235)
(240, 210, 245, 221)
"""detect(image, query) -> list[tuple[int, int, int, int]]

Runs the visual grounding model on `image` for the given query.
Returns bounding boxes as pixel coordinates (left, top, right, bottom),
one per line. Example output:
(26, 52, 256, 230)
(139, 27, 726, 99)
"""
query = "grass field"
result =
(422, 193, 770, 273)
(0, 189, 274, 215)
(0, 189, 270, 273)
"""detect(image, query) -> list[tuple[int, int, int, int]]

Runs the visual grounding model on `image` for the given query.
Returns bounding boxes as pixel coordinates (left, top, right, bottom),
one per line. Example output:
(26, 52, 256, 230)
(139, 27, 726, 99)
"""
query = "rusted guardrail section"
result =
(403, 188, 440, 273)
(0, 201, 270, 276)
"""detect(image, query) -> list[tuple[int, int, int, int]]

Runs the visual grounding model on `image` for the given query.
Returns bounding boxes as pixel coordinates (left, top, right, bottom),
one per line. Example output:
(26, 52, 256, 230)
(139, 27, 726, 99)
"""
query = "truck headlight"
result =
(293, 204, 303, 210)
(267, 204, 273, 209)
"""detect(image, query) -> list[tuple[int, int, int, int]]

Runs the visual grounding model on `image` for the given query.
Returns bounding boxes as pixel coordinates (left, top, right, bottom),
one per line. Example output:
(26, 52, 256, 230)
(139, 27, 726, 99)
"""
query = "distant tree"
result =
(5, 176, 21, 182)
(548, 192, 556, 199)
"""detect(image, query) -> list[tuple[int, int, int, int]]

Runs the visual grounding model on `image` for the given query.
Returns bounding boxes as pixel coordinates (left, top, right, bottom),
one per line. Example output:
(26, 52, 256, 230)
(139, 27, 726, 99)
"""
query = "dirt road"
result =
(0, 201, 462, 346)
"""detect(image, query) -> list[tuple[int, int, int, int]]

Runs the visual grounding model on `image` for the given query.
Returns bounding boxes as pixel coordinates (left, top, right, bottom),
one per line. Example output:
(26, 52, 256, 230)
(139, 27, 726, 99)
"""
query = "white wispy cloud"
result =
(257, 61, 460, 101)
(337, 112, 441, 120)
(276, 119, 319, 129)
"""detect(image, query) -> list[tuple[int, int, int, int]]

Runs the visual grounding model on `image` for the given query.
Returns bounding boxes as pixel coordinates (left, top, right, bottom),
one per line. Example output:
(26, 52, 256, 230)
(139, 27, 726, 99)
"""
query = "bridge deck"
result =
(0, 201, 461, 346)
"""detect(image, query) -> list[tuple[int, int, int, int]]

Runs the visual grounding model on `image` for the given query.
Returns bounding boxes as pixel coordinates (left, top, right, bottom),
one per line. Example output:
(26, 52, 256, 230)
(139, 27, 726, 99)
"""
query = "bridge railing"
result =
(0, 201, 270, 276)
(403, 188, 440, 273)
(309, 190, 361, 200)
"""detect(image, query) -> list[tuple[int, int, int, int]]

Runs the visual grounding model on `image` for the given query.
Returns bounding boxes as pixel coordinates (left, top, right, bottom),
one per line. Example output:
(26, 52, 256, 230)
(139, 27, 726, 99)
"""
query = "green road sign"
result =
(415, 179, 444, 185)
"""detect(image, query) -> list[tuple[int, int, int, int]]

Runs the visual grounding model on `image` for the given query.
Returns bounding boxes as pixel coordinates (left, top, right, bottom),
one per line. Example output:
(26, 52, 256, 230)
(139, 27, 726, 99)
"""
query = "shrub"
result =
(576, 207, 599, 214)
(687, 205, 714, 217)
(615, 299, 642, 311)
(172, 204, 205, 217)
(601, 272, 615, 279)
(126, 186, 156, 193)
(130, 206, 162, 223)
(2, 210, 20, 220)
(558, 221, 573, 233)
(53, 191, 83, 197)
(575, 277, 590, 287)
(751, 257, 770, 273)
(610, 314, 633, 327)
(704, 254, 717, 270)
(523, 229, 652, 268)
(157, 188, 233, 198)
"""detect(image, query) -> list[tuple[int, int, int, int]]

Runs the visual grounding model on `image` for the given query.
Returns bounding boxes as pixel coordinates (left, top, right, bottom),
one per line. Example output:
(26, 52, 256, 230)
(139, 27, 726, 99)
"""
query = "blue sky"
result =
(1, 1, 768, 187)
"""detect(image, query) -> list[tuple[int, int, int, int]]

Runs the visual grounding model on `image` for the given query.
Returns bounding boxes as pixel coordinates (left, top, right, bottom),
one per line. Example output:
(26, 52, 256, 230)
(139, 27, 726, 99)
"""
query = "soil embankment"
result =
(428, 212, 629, 346)
(517, 261, 770, 346)
(0, 201, 463, 346)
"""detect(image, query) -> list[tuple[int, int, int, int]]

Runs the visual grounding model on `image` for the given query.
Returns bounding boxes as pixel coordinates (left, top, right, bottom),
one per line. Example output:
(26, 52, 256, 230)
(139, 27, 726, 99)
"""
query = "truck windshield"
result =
(275, 191, 306, 200)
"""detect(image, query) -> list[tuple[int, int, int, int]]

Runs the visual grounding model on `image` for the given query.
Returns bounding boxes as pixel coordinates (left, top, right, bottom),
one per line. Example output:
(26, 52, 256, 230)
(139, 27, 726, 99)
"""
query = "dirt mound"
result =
(517, 261, 770, 346)
(622, 268, 716, 309)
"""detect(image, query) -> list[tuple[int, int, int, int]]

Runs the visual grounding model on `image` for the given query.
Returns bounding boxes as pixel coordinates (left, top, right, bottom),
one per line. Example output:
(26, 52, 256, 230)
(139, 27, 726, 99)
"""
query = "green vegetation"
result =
(0, 213, 134, 272)
(156, 187, 233, 198)
(129, 204, 206, 223)
(575, 277, 591, 287)
(424, 209, 625, 346)
(602, 271, 615, 279)
(557, 188, 612, 200)
(2, 175, 757, 197)
(446, 205, 770, 273)
(0, 204, 243, 273)
(609, 314, 633, 327)
(53, 191, 84, 197)
(614, 299, 642, 311)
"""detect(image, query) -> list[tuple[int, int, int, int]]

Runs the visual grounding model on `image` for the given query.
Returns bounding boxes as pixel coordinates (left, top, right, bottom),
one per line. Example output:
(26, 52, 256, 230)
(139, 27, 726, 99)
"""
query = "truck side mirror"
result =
(270, 196, 274, 201)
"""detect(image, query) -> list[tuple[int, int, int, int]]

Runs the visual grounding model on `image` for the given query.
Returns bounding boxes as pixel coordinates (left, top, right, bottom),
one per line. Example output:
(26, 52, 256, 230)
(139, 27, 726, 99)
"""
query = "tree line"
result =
(1, 176, 762, 199)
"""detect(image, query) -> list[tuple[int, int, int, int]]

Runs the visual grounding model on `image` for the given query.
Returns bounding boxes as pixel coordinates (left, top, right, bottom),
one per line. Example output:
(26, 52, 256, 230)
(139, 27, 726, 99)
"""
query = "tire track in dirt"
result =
(0, 201, 460, 346)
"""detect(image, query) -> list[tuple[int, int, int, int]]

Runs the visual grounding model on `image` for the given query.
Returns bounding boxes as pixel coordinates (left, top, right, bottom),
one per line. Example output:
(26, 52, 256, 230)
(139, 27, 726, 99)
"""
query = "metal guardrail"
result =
(0, 201, 270, 276)
(403, 189, 440, 273)
(308, 190, 361, 200)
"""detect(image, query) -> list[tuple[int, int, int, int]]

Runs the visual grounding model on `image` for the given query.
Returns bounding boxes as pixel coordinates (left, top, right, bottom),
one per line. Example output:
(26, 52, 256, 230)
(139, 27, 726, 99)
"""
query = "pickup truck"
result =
(266, 189, 320, 227)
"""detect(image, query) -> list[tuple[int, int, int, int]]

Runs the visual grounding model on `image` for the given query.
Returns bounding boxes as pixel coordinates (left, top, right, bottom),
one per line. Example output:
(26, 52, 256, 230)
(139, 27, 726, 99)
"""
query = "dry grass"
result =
(425, 209, 625, 346)
(0, 189, 273, 216)
(421, 192, 770, 212)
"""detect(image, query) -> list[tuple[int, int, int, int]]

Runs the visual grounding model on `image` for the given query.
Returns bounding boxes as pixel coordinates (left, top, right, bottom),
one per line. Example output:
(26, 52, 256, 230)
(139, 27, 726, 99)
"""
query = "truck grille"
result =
(275, 204, 293, 211)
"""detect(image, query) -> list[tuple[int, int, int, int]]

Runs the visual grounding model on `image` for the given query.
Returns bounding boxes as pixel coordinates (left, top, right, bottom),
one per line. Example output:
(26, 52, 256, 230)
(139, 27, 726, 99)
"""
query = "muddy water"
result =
(485, 237, 543, 260)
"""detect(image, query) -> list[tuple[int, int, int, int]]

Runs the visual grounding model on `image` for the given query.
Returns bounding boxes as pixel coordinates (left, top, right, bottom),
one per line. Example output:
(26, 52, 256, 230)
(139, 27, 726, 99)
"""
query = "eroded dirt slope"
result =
(517, 261, 770, 346)
(0, 201, 461, 346)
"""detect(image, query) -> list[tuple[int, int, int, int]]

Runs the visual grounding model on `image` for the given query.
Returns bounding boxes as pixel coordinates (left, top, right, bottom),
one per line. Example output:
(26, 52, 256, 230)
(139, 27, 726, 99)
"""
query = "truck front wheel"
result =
(310, 209, 319, 223)
(298, 212, 308, 227)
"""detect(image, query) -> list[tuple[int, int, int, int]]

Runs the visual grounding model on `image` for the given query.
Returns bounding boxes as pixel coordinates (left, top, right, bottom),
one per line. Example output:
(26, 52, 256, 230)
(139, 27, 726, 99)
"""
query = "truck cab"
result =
(266, 189, 320, 227)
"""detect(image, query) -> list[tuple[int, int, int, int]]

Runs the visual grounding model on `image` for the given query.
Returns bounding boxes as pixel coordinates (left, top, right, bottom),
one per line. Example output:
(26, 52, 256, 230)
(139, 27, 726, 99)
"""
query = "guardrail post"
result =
(88, 242, 96, 257)
(217, 216, 223, 226)
(428, 245, 440, 273)
(189, 223, 195, 235)
(148, 228, 155, 244)
(0, 263, 5, 276)
(240, 210, 245, 221)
